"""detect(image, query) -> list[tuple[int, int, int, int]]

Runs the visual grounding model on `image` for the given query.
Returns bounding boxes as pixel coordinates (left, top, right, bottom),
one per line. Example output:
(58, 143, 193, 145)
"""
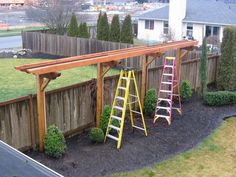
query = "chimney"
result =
(168, 0, 187, 40)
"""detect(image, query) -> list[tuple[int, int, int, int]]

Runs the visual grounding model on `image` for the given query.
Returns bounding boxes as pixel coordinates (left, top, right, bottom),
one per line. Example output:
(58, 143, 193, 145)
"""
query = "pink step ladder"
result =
(153, 57, 182, 125)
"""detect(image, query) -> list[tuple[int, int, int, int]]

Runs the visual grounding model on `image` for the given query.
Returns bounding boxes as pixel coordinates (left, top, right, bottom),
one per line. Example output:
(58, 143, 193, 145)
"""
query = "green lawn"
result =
(112, 117, 236, 177)
(0, 59, 118, 102)
(0, 26, 48, 37)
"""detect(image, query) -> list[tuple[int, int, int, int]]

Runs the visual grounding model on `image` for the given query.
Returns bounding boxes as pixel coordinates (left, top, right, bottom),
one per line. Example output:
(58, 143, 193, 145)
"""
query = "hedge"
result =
(203, 91, 236, 106)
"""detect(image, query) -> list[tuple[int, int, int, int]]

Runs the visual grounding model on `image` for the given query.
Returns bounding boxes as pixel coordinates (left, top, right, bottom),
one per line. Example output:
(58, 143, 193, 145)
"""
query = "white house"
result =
(137, 0, 236, 45)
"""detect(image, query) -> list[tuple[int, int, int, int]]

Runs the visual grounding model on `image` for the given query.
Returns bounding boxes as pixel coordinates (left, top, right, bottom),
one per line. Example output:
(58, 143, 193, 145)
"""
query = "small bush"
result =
(89, 128, 104, 143)
(99, 105, 119, 134)
(144, 89, 157, 116)
(44, 125, 66, 158)
(203, 91, 236, 106)
(180, 80, 192, 100)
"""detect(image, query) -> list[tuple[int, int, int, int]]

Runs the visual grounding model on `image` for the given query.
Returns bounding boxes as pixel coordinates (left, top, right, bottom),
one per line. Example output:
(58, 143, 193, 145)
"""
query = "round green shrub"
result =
(44, 125, 66, 158)
(180, 80, 192, 100)
(144, 88, 157, 116)
(89, 127, 104, 143)
(99, 105, 120, 134)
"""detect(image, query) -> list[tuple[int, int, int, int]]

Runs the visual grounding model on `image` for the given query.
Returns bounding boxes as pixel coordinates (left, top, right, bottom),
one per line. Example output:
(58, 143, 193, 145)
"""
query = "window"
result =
(163, 21, 168, 34)
(205, 26, 220, 37)
(186, 23, 193, 37)
(145, 20, 154, 30)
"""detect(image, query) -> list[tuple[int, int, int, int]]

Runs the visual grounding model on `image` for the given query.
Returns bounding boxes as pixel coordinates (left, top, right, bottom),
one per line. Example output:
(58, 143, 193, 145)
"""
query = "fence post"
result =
(28, 94, 36, 150)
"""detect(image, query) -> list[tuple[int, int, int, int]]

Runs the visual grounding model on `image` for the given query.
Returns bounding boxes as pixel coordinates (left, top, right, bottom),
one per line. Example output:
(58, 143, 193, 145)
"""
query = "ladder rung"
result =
(116, 96, 125, 101)
(118, 87, 126, 90)
(133, 125, 145, 131)
(158, 98, 171, 102)
(109, 125, 120, 131)
(121, 77, 128, 80)
(114, 106, 123, 111)
(131, 110, 142, 114)
(155, 114, 170, 118)
(128, 100, 138, 104)
(162, 81, 172, 85)
(171, 94, 180, 96)
(163, 73, 173, 76)
(129, 94, 138, 98)
(164, 65, 174, 68)
(107, 134, 118, 141)
(156, 106, 170, 110)
(111, 115, 122, 121)
(160, 90, 172, 93)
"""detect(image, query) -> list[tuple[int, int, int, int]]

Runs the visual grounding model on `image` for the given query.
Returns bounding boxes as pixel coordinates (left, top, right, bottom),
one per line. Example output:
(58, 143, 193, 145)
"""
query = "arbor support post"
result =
(141, 55, 148, 107)
(36, 75, 47, 152)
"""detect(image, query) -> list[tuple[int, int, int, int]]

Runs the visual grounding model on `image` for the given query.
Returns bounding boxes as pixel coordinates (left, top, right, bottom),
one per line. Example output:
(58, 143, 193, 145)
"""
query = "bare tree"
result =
(26, 0, 84, 35)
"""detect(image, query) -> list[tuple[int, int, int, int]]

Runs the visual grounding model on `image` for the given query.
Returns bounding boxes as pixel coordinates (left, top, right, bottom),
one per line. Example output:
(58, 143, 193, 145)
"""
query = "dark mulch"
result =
(26, 94, 236, 177)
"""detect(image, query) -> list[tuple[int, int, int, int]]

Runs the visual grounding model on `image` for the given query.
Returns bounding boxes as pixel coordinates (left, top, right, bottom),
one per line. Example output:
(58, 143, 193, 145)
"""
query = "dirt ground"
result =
(26, 94, 236, 177)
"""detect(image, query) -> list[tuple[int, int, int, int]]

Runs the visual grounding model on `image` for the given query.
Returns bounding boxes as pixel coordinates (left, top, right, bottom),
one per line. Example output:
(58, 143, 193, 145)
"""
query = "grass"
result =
(0, 26, 48, 37)
(0, 59, 119, 102)
(112, 117, 236, 177)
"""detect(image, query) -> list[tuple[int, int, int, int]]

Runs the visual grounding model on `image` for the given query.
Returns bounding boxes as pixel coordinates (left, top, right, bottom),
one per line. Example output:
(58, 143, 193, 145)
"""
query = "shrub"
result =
(199, 37, 208, 95)
(97, 12, 109, 41)
(144, 89, 157, 116)
(180, 80, 192, 100)
(216, 27, 236, 90)
(44, 125, 66, 158)
(120, 15, 133, 44)
(89, 128, 104, 143)
(99, 105, 119, 134)
(67, 13, 79, 37)
(203, 91, 236, 106)
(109, 14, 120, 42)
(78, 22, 90, 38)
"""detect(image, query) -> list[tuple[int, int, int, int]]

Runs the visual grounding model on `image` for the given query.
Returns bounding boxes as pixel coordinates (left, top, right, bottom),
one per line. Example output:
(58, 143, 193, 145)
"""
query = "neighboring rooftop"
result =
(139, 0, 236, 25)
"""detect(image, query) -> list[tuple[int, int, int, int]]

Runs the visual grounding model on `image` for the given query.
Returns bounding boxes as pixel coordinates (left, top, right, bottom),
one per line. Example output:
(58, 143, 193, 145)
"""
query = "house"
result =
(137, 0, 236, 45)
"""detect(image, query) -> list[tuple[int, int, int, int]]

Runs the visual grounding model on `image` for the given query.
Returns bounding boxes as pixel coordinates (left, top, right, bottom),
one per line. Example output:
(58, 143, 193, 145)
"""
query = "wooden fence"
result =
(0, 55, 219, 151)
(22, 31, 202, 69)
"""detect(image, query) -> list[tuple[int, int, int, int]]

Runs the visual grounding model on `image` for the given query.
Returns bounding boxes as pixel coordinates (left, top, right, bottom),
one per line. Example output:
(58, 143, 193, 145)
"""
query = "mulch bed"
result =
(26, 94, 236, 177)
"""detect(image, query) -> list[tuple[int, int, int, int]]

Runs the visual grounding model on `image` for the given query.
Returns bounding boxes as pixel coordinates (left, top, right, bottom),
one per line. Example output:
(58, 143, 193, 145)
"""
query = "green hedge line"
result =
(203, 91, 236, 106)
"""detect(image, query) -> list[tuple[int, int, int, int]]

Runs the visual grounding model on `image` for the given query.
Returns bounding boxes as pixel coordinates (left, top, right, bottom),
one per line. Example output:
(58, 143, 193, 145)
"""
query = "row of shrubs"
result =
(203, 91, 236, 106)
(43, 80, 235, 158)
(43, 80, 193, 158)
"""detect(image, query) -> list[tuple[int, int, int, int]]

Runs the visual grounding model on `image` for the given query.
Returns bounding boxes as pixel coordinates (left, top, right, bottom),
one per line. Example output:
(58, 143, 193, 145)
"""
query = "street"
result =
(0, 36, 22, 49)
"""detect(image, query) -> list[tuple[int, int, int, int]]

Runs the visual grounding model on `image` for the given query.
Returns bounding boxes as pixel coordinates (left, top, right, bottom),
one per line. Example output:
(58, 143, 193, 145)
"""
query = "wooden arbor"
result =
(15, 40, 198, 152)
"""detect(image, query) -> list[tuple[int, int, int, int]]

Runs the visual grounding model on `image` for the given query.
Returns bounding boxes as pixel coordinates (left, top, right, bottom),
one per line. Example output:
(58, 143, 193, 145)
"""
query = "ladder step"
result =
(163, 73, 173, 76)
(129, 94, 138, 98)
(164, 65, 174, 68)
(121, 77, 128, 80)
(156, 106, 171, 110)
(118, 87, 126, 90)
(160, 90, 172, 93)
(111, 115, 122, 121)
(114, 106, 123, 111)
(107, 134, 118, 141)
(158, 98, 171, 102)
(109, 125, 120, 131)
(133, 125, 145, 131)
(116, 96, 125, 101)
(162, 81, 172, 85)
(131, 110, 142, 114)
(155, 114, 170, 118)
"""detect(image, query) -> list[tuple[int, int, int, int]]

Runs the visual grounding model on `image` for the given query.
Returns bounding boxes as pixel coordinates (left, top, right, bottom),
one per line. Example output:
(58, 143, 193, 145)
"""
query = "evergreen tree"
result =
(109, 15, 120, 42)
(78, 22, 90, 38)
(231, 28, 236, 90)
(97, 12, 109, 41)
(199, 37, 208, 95)
(121, 15, 133, 44)
(216, 27, 235, 90)
(67, 13, 79, 37)
(97, 11, 102, 32)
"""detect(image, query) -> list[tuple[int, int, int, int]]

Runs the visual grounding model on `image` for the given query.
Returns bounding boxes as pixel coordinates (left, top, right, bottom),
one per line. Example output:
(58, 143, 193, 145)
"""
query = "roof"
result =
(138, 0, 236, 25)
(0, 141, 63, 177)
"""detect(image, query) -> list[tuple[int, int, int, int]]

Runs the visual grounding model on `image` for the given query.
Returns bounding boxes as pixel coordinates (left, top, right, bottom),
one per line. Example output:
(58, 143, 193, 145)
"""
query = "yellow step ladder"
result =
(104, 68, 148, 149)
